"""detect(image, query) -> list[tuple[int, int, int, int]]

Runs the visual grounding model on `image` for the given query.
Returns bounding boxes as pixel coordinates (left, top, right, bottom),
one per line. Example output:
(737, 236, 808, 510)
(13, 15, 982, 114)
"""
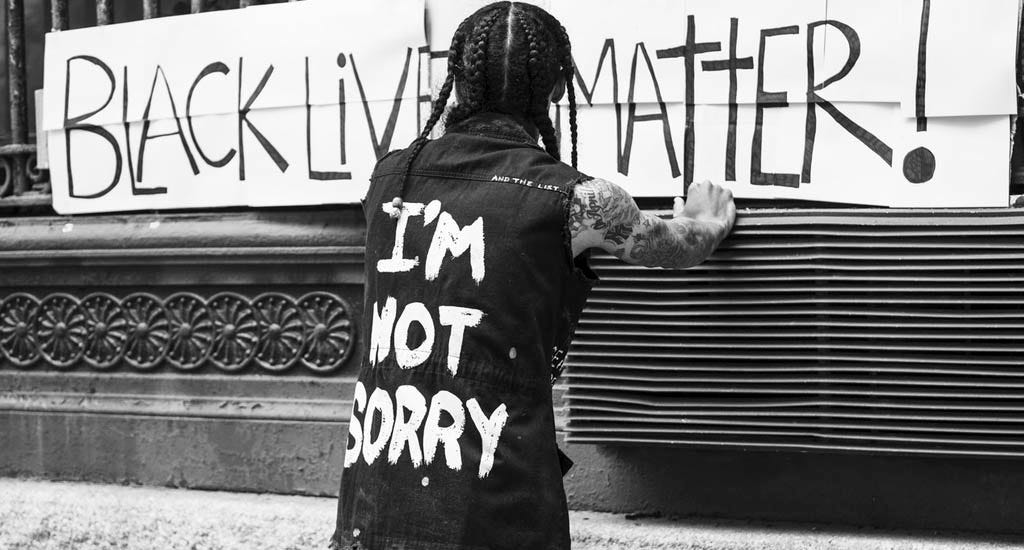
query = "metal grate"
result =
(564, 208, 1024, 457)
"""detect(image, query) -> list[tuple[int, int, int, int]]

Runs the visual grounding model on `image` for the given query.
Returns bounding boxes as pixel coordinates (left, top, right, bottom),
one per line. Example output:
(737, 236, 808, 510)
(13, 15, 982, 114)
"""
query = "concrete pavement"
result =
(1, 478, 1021, 549)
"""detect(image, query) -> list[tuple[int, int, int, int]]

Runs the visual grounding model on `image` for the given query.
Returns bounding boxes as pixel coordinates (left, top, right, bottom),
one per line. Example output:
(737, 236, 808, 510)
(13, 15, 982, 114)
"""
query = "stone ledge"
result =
(0, 371, 353, 422)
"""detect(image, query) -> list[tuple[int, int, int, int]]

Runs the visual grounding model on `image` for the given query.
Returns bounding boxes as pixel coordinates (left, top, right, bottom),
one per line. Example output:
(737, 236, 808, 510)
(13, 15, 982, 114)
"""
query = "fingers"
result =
(673, 196, 685, 216)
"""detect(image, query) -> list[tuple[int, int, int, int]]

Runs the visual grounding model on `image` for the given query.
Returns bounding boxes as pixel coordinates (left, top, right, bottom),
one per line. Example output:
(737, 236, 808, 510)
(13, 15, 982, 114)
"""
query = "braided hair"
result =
(389, 1, 579, 214)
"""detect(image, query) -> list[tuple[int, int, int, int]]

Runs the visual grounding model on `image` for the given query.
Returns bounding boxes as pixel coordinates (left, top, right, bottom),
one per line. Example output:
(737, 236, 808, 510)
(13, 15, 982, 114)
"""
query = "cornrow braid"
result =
(446, 6, 506, 127)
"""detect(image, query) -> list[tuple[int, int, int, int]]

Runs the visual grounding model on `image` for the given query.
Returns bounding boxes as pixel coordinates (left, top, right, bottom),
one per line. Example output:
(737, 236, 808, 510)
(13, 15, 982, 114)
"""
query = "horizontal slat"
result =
(706, 252, 1024, 261)
(594, 285, 1024, 294)
(566, 362, 1024, 377)
(567, 425, 1024, 448)
(579, 318, 1024, 328)
(570, 416, 1024, 436)
(567, 383, 1024, 400)
(562, 436, 1024, 458)
(716, 239, 1024, 250)
(583, 307, 1024, 319)
(569, 350, 1022, 365)
(588, 261, 1024, 271)
(565, 372, 1024, 388)
(566, 395, 1024, 412)
(567, 404, 1024, 422)
(576, 329, 1024, 340)
(589, 296, 1024, 306)
(597, 273, 1024, 283)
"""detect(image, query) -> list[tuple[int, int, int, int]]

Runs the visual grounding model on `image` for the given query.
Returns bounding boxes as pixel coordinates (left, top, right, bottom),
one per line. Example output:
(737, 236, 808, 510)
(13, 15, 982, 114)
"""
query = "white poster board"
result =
(546, 0, 1016, 207)
(44, 0, 1016, 213)
(43, 0, 425, 213)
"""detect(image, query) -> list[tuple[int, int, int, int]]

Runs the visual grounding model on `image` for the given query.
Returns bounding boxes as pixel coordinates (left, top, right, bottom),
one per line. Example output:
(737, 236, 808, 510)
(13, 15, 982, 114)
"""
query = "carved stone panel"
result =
(1, 291, 355, 375)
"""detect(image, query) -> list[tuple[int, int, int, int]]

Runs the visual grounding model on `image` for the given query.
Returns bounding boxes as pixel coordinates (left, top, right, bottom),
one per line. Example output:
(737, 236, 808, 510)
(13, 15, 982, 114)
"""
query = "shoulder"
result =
(569, 177, 644, 245)
(370, 147, 410, 179)
(570, 177, 633, 212)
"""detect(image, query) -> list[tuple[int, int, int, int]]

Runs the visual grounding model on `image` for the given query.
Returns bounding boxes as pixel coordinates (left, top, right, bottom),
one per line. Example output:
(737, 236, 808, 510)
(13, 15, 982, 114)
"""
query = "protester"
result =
(331, 2, 735, 548)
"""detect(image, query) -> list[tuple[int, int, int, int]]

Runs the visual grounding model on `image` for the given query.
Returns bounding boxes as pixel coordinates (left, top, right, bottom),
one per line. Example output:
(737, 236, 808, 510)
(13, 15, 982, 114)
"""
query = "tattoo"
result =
(627, 215, 705, 267)
(569, 178, 723, 268)
(604, 221, 634, 246)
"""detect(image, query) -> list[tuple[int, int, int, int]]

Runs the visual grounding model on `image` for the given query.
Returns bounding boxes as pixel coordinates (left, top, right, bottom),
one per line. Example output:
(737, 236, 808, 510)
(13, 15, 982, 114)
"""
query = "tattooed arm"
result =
(569, 178, 736, 268)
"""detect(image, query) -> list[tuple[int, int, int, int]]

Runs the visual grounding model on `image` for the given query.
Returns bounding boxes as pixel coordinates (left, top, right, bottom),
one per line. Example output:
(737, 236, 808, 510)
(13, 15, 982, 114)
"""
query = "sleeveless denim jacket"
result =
(331, 112, 596, 550)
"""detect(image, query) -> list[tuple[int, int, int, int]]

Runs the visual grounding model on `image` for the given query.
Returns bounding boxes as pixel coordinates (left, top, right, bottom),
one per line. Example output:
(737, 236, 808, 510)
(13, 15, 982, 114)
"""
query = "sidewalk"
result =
(1, 478, 1021, 550)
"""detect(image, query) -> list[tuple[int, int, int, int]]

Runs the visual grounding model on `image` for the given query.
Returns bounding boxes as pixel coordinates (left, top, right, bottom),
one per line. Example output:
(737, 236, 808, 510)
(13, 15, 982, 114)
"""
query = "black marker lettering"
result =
(122, 66, 136, 191)
(338, 53, 348, 165)
(751, 26, 800, 188)
(416, 45, 434, 133)
(350, 47, 413, 160)
(238, 58, 289, 181)
(305, 56, 351, 180)
(187, 61, 236, 168)
(803, 20, 892, 184)
(915, 0, 931, 131)
(905, 0, 937, 184)
(63, 55, 121, 199)
(656, 15, 721, 190)
(620, 42, 680, 178)
(136, 66, 198, 194)
(574, 38, 619, 106)
(903, 0, 936, 184)
(701, 17, 754, 181)
(571, 38, 626, 174)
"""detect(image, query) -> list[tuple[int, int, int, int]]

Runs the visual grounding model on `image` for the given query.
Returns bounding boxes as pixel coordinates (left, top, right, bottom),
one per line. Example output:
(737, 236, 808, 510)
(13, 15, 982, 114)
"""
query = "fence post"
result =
(50, 0, 67, 31)
(96, 0, 112, 25)
(6, 0, 27, 196)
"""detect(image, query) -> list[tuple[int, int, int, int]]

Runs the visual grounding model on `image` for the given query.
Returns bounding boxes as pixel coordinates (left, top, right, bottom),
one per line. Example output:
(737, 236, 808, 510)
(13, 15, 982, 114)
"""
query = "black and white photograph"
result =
(2, 0, 1024, 548)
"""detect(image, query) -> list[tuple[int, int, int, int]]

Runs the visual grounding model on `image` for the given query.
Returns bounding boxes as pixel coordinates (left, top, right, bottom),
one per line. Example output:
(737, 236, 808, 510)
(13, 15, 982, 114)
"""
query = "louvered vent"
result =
(564, 208, 1024, 457)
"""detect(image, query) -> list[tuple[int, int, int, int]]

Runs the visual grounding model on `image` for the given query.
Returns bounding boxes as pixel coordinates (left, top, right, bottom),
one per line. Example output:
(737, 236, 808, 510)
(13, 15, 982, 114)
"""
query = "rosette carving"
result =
(298, 292, 354, 374)
(35, 294, 89, 368)
(80, 293, 129, 370)
(164, 293, 215, 371)
(252, 293, 305, 372)
(0, 293, 40, 367)
(208, 292, 259, 372)
(121, 293, 170, 370)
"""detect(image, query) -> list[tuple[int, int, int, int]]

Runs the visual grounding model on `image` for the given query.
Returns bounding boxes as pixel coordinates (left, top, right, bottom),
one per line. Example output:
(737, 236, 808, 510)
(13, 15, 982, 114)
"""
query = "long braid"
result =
(517, 11, 561, 160)
(528, 5, 579, 168)
(556, 24, 579, 168)
(389, 16, 474, 215)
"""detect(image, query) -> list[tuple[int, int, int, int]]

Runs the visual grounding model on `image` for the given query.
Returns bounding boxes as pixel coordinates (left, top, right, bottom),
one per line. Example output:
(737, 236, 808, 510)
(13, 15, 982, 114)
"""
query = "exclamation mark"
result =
(903, 0, 936, 183)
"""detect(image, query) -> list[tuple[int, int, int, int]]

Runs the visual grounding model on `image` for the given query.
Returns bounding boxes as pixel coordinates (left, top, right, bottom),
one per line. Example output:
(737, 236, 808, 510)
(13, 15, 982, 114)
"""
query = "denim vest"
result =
(332, 112, 596, 550)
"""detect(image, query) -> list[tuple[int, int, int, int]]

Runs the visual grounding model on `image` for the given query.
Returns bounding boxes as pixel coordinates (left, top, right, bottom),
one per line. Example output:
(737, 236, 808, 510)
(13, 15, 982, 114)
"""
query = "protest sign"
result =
(43, 0, 425, 213)
(545, 0, 1016, 207)
(43, 0, 1017, 213)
